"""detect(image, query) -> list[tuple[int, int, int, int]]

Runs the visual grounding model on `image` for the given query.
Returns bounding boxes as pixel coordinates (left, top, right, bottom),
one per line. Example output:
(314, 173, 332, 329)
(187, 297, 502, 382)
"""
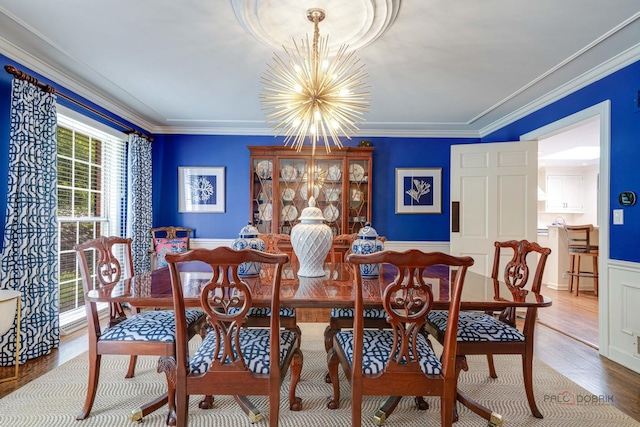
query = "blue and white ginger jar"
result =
(232, 222, 265, 276)
(291, 197, 332, 277)
(352, 222, 384, 277)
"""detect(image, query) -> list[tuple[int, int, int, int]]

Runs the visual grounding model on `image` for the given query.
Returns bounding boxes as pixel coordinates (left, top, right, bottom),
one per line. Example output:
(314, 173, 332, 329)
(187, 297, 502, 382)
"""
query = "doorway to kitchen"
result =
(521, 101, 610, 351)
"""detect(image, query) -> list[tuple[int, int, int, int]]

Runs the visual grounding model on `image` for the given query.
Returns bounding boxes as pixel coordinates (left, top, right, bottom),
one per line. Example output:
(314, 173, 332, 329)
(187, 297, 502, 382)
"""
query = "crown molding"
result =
(480, 42, 640, 137)
(0, 35, 156, 133)
(2, 21, 638, 140)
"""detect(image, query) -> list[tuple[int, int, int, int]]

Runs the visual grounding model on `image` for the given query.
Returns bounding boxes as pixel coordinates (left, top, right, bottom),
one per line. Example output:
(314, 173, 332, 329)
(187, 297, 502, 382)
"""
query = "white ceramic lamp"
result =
(291, 197, 332, 277)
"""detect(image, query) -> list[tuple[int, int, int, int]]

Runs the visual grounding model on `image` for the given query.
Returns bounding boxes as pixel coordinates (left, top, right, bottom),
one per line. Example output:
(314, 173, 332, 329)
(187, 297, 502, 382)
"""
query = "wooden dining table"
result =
(87, 259, 551, 426)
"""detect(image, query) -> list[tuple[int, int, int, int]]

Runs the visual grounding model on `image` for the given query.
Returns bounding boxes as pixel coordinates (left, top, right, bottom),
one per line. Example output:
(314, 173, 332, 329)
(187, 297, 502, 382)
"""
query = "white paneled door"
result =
(450, 141, 538, 275)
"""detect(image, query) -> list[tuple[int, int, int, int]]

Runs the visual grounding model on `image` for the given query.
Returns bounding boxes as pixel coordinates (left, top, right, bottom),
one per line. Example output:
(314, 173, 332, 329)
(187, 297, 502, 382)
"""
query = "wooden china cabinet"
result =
(248, 146, 374, 237)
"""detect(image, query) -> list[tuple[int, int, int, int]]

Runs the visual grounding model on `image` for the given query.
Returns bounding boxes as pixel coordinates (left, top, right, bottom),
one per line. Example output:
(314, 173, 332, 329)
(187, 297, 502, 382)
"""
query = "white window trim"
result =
(56, 105, 128, 332)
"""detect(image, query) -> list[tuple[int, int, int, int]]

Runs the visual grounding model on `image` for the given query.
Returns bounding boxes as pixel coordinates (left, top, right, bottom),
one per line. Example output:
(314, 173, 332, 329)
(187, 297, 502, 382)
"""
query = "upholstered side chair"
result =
(425, 239, 551, 419)
(75, 236, 206, 424)
(151, 226, 192, 270)
(166, 247, 304, 427)
(327, 249, 474, 427)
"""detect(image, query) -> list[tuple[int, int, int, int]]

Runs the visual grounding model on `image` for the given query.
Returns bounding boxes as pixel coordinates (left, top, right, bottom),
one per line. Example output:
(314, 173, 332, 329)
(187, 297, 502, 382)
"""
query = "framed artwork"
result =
(395, 168, 442, 214)
(178, 166, 225, 213)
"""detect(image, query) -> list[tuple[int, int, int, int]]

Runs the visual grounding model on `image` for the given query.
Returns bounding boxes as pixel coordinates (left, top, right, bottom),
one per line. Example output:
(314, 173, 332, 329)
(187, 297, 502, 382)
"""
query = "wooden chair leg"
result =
(414, 396, 429, 410)
(522, 353, 543, 418)
(132, 355, 175, 423)
(323, 324, 340, 383)
(269, 387, 280, 427)
(323, 324, 339, 353)
(593, 256, 599, 296)
(441, 391, 455, 427)
(326, 348, 340, 409)
(174, 383, 189, 427)
(575, 256, 581, 296)
(568, 254, 575, 293)
(486, 354, 498, 378)
(289, 348, 303, 411)
(452, 355, 469, 423)
(199, 395, 214, 409)
(125, 355, 137, 378)
(76, 353, 101, 420)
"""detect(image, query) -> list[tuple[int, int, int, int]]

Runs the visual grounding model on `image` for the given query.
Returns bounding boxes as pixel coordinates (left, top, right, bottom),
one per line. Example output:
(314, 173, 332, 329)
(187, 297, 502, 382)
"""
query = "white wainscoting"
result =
(382, 241, 450, 253)
(606, 260, 640, 374)
(191, 238, 233, 249)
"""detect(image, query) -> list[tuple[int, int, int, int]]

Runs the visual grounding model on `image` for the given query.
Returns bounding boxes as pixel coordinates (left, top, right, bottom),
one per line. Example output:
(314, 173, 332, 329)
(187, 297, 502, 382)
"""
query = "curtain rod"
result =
(4, 65, 153, 142)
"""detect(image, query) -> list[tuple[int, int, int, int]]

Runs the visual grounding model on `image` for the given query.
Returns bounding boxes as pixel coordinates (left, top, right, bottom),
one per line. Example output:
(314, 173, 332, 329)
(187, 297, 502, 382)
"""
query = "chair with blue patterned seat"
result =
(323, 234, 389, 380)
(195, 233, 301, 413)
(425, 239, 551, 420)
(75, 236, 207, 424)
(166, 246, 304, 426)
(326, 249, 474, 427)
(151, 226, 192, 270)
(240, 234, 300, 336)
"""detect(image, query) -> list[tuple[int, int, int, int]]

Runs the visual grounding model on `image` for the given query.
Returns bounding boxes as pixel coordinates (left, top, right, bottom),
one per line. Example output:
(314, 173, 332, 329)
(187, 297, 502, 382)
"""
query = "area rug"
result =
(0, 323, 637, 427)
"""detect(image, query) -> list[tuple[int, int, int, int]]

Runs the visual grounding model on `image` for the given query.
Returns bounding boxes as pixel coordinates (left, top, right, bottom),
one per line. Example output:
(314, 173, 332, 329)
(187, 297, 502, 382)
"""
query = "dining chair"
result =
(166, 246, 304, 427)
(425, 239, 551, 419)
(327, 249, 474, 427)
(151, 226, 192, 269)
(323, 234, 389, 368)
(195, 234, 301, 412)
(564, 224, 598, 296)
(235, 233, 300, 336)
(75, 236, 206, 423)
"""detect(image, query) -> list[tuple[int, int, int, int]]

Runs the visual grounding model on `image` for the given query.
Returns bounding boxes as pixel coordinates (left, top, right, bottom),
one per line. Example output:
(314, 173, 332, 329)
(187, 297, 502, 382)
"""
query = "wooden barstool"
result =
(564, 224, 598, 296)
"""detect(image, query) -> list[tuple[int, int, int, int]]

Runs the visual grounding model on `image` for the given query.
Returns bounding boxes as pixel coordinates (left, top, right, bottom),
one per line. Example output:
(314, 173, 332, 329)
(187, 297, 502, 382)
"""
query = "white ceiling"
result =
(538, 116, 601, 168)
(0, 0, 638, 148)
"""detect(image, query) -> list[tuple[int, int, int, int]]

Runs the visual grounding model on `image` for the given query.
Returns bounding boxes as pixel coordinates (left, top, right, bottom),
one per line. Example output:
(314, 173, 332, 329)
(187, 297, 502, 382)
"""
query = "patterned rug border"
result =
(0, 323, 638, 427)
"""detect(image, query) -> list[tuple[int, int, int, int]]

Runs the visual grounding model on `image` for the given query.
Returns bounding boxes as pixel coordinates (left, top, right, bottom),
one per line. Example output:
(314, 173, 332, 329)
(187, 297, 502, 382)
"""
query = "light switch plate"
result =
(613, 209, 624, 225)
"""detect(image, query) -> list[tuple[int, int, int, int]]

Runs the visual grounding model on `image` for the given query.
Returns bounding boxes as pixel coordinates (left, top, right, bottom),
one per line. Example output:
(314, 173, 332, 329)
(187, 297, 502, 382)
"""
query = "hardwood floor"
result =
(2, 291, 639, 423)
(537, 283, 599, 348)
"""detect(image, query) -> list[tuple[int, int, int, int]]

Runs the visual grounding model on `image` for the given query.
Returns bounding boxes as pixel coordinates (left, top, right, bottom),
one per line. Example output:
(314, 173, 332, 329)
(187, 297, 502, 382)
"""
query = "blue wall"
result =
(152, 134, 477, 240)
(483, 60, 640, 262)
(2, 52, 639, 261)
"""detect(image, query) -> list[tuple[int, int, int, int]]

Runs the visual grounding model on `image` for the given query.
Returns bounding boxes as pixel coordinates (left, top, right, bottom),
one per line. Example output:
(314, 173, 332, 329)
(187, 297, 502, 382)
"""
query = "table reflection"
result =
(88, 261, 551, 311)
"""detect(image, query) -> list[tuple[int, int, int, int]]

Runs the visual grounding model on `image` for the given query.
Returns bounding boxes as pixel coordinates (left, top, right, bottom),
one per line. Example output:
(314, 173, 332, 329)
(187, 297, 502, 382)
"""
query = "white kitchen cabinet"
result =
(545, 175, 583, 213)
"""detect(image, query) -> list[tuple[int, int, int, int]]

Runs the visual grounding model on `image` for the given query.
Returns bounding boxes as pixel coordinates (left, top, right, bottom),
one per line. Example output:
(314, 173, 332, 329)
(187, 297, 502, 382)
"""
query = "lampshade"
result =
(260, 8, 370, 154)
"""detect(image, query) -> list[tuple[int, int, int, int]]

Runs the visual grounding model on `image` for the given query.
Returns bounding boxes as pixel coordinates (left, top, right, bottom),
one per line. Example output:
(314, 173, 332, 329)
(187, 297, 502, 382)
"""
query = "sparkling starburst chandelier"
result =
(260, 8, 370, 154)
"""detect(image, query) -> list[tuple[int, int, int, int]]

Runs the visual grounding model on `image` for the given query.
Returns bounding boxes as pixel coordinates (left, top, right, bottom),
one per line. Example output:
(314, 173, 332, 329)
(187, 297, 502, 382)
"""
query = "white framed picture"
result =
(178, 166, 225, 213)
(395, 168, 442, 214)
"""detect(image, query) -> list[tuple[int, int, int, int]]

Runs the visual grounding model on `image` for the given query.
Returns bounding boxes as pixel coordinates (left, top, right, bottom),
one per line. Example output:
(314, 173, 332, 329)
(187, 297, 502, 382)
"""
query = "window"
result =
(57, 111, 127, 331)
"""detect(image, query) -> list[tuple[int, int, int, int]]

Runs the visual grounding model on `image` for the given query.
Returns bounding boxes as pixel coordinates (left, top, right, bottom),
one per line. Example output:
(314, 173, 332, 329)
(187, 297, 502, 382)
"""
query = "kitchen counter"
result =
(537, 225, 598, 291)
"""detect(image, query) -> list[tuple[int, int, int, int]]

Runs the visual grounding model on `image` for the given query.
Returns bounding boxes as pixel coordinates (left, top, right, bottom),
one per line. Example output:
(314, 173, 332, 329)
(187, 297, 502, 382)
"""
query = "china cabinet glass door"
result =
(347, 158, 370, 234)
(306, 158, 344, 236)
(277, 158, 308, 234)
(252, 157, 274, 233)
(249, 146, 373, 236)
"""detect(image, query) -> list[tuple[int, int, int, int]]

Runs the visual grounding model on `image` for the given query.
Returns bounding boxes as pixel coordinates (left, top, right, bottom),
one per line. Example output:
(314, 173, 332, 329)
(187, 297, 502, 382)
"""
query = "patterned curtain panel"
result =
(0, 79, 59, 365)
(128, 133, 153, 273)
